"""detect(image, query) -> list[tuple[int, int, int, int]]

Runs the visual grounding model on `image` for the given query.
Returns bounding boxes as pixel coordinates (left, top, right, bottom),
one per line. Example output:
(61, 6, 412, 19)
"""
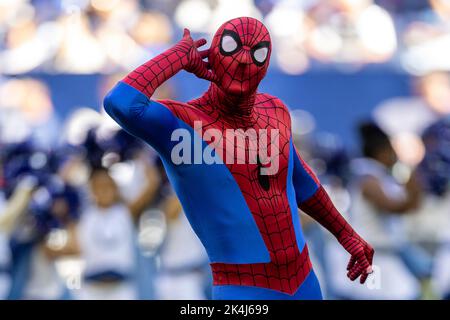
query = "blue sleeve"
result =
(103, 81, 179, 156)
(292, 145, 320, 204)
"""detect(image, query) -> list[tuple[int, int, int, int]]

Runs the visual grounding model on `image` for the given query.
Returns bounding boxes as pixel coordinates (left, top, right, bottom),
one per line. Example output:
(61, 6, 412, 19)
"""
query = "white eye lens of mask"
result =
(253, 47, 268, 63)
(221, 35, 238, 53)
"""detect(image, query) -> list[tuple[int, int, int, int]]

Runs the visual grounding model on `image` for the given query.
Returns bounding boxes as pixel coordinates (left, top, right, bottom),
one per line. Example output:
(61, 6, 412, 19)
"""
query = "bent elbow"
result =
(103, 87, 123, 121)
(103, 82, 141, 127)
(103, 81, 150, 126)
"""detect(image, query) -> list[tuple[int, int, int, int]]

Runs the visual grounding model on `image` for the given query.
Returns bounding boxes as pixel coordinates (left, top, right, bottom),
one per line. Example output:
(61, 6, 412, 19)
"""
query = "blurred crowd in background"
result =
(0, 0, 450, 300)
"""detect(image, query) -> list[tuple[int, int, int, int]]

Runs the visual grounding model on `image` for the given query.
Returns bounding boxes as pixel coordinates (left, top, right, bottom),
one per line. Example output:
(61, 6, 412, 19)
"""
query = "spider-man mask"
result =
(208, 17, 271, 98)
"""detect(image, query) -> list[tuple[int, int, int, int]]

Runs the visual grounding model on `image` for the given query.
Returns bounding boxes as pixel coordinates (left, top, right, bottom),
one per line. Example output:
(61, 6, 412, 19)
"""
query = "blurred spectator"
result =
(375, 72, 450, 136)
(155, 200, 210, 300)
(401, 0, 450, 74)
(152, 160, 210, 300)
(75, 167, 139, 299)
(306, 0, 397, 65)
(0, 78, 59, 146)
(0, 142, 81, 300)
(374, 72, 450, 247)
(418, 118, 450, 198)
(0, 178, 25, 299)
(374, 71, 450, 166)
(41, 128, 161, 300)
(433, 232, 450, 299)
(326, 122, 424, 299)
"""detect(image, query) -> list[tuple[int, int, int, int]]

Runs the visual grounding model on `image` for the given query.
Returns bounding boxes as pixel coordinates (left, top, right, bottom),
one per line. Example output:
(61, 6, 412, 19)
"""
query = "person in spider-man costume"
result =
(104, 17, 374, 300)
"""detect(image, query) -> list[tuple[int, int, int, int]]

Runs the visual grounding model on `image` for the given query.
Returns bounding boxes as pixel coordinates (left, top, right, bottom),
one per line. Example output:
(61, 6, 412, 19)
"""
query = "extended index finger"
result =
(183, 28, 191, 39)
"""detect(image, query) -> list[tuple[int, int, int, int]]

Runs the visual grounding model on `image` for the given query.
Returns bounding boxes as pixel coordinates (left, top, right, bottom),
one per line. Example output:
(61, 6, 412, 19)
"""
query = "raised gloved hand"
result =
(123, 28, 216, 98)
(176, 28, 217, 83)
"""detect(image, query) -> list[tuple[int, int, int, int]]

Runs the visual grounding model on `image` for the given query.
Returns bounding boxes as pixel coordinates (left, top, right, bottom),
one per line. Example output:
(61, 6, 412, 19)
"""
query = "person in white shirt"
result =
(326, 122, 423, 299)
(46, 164, 160, 300)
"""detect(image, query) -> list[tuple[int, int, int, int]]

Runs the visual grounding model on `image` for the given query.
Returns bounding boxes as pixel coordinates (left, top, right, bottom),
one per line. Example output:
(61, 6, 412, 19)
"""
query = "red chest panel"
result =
(158, 94, 311, 295)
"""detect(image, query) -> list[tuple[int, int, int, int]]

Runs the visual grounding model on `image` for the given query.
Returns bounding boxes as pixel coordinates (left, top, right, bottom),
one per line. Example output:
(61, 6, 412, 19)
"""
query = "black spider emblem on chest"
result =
(256, 155, 270, 191)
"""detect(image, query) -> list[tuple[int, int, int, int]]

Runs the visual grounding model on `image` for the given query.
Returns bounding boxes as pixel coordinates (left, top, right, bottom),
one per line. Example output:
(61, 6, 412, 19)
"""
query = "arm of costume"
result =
(292, 145, 374, 283)
(103, 35, 203, 155)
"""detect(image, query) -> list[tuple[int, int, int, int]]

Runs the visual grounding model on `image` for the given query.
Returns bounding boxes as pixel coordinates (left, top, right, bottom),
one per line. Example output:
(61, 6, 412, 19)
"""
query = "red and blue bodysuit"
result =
(104, 17, 374, 300)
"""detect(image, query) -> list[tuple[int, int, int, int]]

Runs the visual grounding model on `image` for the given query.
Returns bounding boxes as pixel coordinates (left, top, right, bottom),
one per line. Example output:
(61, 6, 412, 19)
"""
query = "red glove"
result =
(123, 28, 217, 98)
(300, 186, 374, 284)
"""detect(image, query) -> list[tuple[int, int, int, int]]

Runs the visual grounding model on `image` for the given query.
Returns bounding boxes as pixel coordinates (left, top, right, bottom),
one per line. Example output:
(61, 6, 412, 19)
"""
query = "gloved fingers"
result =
(347, 256, 356, 271)
(360, 247, 374, 274)
(198, 49, 210, 59)
(194, 38, 207, 48)
(361, 260, 375, 284)
(201, 70, 219, 83)
(354, 249, 370, 270)
(366, 246, 375, 265)
(196, 62, 218, 83)
(348, 262, 361, 276)
(183, 28, 191, 39)
(359, 270, 370, 284)
(347, 264, 364, 281)
(347, 257, 373, 283)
